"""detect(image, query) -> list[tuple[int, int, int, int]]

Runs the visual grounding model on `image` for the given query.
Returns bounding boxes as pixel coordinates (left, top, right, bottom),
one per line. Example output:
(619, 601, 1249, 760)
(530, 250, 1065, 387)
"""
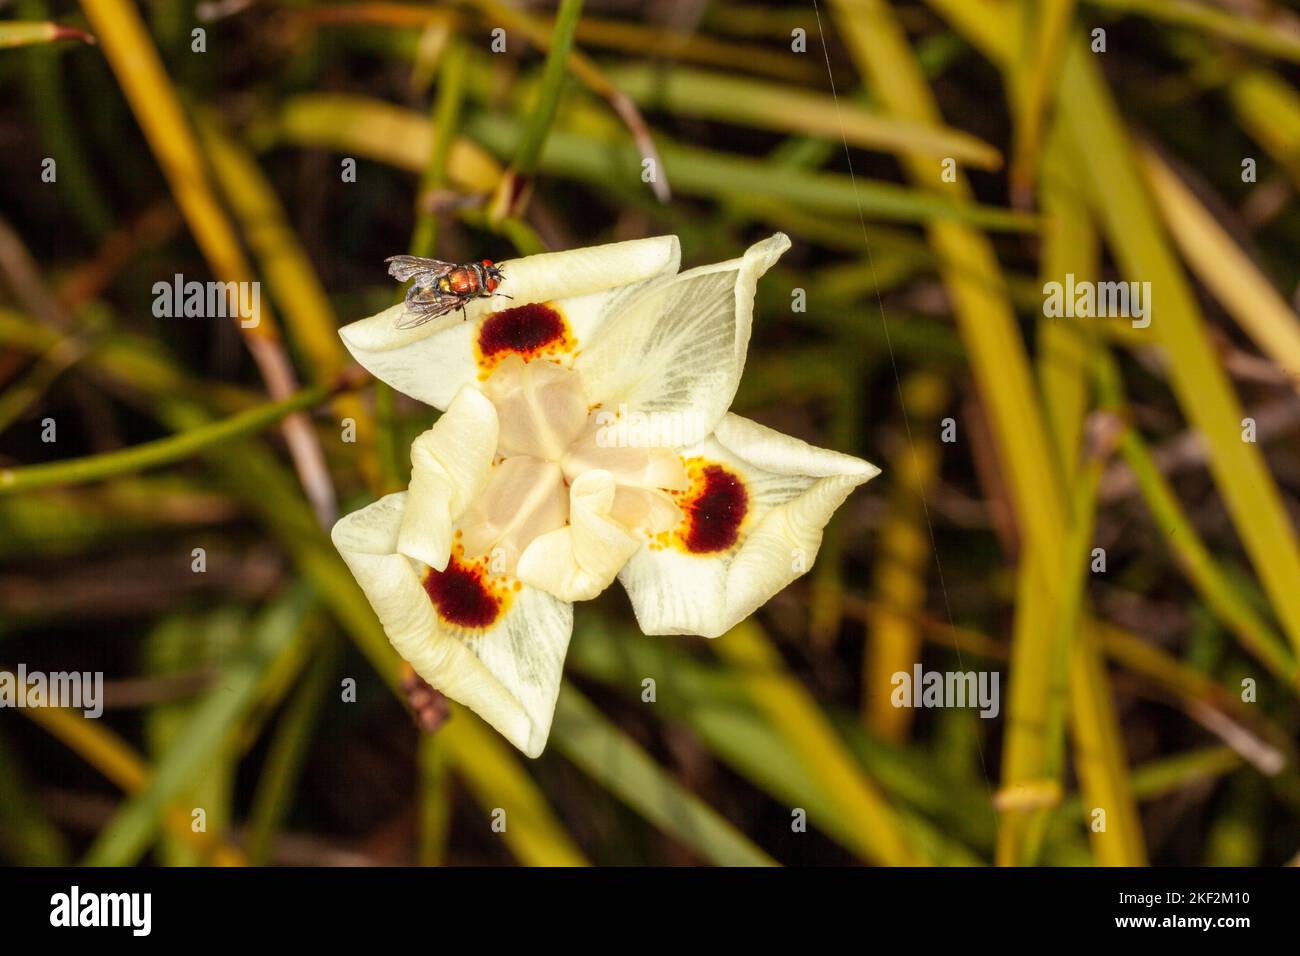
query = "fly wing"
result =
(393, 288, 463, 329)
(385, 255, 457, 283)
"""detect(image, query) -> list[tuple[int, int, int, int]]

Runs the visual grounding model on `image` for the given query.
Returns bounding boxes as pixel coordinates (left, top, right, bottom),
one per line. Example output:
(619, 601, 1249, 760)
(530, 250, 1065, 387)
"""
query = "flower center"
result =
(457, 354, 690, 573)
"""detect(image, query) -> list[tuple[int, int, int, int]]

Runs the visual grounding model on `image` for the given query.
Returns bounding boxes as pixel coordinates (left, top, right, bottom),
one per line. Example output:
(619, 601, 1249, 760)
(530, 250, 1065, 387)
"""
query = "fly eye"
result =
(482, 259, 493, 267)
(486, 276, 499, 291)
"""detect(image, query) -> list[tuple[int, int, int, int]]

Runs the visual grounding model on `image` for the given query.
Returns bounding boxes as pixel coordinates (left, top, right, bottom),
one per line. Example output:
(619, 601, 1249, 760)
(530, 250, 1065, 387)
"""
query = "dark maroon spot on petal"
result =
(423, 556, 504, 629)
(680, 464, 748, 553)
(477, 302, 567, 359)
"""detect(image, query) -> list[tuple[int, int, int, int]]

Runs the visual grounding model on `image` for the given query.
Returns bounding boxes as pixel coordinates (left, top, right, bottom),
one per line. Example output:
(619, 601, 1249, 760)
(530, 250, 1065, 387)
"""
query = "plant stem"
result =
(509, 0, 585, 178)
(0, 380, 346, 495)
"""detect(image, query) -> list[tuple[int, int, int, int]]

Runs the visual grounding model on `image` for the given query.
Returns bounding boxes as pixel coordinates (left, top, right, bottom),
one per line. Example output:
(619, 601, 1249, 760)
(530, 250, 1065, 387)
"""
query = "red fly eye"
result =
(486, 276, 499, 291)
(482, 259, 493, 267)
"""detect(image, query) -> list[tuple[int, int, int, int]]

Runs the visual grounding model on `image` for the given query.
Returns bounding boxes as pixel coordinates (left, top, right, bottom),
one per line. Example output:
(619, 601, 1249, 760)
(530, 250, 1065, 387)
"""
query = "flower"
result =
(331, 234, 879, 756)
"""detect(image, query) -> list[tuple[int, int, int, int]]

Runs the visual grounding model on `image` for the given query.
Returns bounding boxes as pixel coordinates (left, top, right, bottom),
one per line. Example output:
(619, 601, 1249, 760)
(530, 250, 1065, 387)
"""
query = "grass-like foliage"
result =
(1, 0, 1299, 866)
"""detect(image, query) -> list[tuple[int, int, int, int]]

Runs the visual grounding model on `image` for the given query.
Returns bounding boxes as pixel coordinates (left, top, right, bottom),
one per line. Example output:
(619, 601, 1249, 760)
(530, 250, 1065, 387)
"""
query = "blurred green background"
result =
(3, 0, 1300, 866)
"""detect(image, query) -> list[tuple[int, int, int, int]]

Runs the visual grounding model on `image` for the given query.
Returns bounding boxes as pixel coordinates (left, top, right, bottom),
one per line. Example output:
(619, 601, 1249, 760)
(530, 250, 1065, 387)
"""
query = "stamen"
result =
(483, 356, 588, 461)
(458, 456, 568, 571)
(461, 328, 706, 581)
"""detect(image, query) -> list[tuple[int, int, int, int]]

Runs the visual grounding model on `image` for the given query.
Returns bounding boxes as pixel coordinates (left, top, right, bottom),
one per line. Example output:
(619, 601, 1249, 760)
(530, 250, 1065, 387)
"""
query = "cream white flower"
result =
(332, 234, 878, 756)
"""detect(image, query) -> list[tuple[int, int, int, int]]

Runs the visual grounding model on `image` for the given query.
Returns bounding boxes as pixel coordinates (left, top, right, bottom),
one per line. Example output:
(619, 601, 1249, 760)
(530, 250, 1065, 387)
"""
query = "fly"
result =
(386, 256, 510, 329)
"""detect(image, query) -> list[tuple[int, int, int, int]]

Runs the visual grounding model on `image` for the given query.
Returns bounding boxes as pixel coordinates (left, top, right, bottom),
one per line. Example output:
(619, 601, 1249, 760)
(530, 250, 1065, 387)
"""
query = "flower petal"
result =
(516, 469, 642, 602)
(332, 492, 573, 757)
(618, 414, 879, 638)
(339, 236, 681, 410)
(574, 233, 790, 448)
(560, 413, 691, 490)
(482, 354, 589, 460)
(397, 386, 499, 571)
(610, 484, 683, 536)
(458, 455, 569, 572)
